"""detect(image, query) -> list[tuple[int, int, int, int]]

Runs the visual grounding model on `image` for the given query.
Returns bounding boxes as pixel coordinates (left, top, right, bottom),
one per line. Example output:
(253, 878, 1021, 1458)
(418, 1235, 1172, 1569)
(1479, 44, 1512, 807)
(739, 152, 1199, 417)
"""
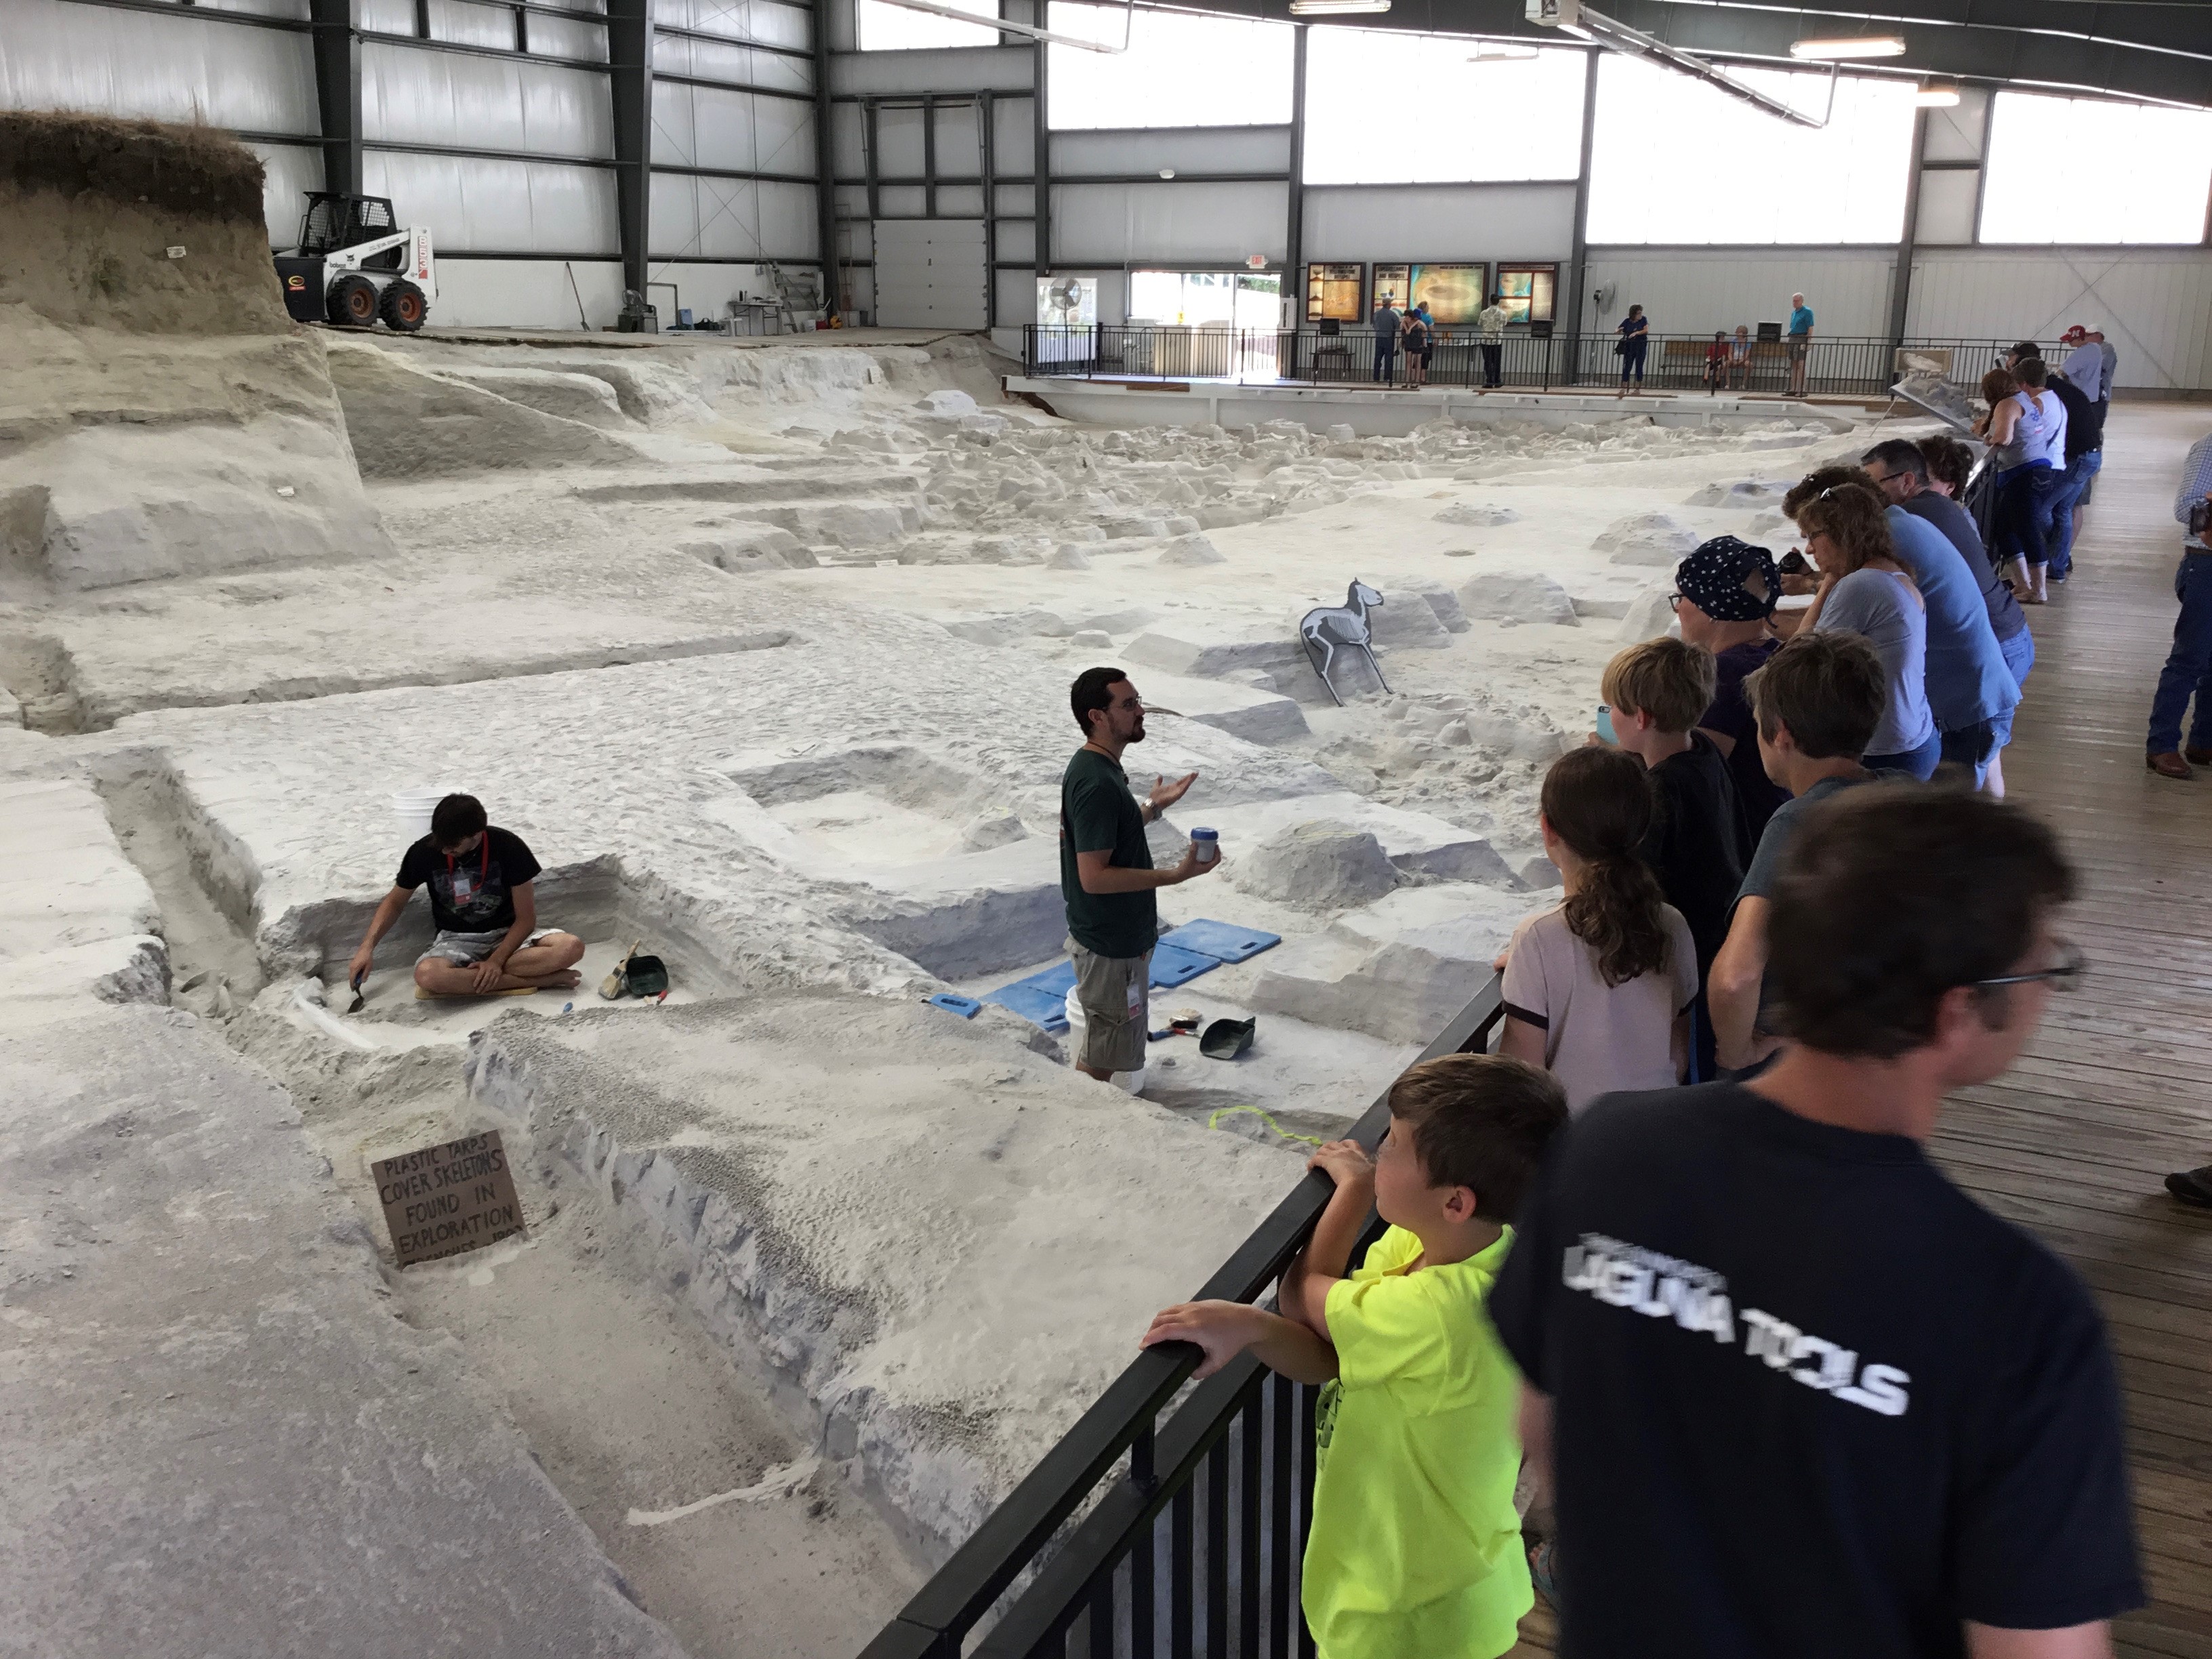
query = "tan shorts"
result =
(1069, 936, 1150, 1073)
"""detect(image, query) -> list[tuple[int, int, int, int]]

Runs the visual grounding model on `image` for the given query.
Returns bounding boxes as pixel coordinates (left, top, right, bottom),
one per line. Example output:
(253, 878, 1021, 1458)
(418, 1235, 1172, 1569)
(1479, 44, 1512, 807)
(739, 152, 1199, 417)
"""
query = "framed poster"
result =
(1408, 262, 1488, 325)
(1305, 262, 1364, 323)
(1495, 264, 1559, 325)
(1369, 263, 1411, 312)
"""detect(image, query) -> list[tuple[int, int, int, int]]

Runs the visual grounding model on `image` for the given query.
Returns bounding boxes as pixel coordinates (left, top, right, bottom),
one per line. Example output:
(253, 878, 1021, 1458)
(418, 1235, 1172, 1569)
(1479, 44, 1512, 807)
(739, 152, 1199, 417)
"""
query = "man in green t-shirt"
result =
(1061, 667, 1212, 1081)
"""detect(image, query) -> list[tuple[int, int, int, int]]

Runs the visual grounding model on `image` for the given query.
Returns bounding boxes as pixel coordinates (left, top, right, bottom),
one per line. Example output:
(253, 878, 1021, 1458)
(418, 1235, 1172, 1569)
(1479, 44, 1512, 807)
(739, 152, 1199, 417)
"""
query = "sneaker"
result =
(2165, 1165, 2212, 1208)
(2148, 752, 2194, 779)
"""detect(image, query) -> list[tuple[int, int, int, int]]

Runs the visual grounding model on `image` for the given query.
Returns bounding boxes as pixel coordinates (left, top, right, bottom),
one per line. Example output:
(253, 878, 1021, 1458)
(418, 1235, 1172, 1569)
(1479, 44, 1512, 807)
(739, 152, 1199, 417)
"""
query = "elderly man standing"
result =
(2146, 428, 2212, 779)
(1476, 291, 1510, 388)
(1371, 292, 1401, 385)
(1785, 291, 1814, 396)
(1061, 668, 1215, 1084)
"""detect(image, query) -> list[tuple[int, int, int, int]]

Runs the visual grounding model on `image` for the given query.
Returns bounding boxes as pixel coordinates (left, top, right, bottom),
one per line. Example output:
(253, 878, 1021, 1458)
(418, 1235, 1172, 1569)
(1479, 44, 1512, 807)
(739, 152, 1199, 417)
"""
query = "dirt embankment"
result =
(0, 110, 289, 333)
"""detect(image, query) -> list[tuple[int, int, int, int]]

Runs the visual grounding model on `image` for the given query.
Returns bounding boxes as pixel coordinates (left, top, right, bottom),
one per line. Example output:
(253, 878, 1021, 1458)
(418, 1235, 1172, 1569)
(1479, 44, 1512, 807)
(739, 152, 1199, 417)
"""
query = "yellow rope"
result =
(1206, 1105, 1325, 1149)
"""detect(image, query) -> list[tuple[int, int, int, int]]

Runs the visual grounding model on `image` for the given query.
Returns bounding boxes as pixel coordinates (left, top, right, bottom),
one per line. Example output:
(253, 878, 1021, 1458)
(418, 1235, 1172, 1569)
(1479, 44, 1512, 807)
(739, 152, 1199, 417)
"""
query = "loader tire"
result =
(328, 274, 380, 327)
(379, 279, 428, 333)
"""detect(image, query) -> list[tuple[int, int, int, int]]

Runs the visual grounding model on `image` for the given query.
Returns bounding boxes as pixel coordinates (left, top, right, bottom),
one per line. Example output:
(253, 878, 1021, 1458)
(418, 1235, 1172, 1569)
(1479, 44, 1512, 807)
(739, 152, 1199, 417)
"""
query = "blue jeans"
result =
(2044, 451, 2102, 580)
(2146, 550, 2212, 756)
(1621, 343, 1646, 385)
(1990, 626, 2035, 749)
(1993, 464, 2062, 570)
(1374, 342, 1396, 382)
(1865, 728, 1942, 779)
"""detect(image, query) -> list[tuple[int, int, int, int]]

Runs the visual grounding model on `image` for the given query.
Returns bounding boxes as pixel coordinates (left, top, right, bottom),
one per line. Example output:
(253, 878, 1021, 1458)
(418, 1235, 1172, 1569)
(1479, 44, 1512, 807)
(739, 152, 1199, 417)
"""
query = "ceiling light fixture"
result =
(1914, 85, 1961, 106)
(1469, 43, 1538, 60)
(1788, 35, 1906, 59)
(1288, 0, 1391, 16)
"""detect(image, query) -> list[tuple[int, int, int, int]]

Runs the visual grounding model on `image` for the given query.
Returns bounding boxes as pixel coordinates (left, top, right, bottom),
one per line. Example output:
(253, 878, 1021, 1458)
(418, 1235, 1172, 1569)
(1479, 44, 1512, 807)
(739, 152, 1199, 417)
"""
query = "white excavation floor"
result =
(3, 310, 1919, 1655)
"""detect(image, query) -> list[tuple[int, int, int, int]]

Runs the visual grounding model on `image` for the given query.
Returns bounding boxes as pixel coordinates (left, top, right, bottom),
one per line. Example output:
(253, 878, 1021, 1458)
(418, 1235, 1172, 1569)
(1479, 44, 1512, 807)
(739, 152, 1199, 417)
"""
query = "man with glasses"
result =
(1494, 786, 2140, 1659)
(1061, 667, 1212, 1085)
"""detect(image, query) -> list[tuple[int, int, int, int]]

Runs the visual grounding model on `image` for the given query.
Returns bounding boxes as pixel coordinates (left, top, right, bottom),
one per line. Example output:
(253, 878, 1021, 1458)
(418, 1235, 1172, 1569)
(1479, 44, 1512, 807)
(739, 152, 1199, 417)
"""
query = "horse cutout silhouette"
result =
(1300, 579, 1389, 706)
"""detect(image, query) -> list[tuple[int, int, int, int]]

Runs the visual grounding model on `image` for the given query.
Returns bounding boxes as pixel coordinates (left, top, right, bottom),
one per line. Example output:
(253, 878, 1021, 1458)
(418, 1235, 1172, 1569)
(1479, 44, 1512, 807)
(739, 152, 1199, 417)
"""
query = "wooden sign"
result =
(371, 1129, 525, 1267)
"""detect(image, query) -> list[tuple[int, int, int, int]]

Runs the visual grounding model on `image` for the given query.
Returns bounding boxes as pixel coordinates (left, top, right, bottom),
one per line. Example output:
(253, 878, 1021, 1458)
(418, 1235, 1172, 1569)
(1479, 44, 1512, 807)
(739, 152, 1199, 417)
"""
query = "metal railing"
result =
(859, 975, 1509, 1659)
(1023, 325, 2027, 403)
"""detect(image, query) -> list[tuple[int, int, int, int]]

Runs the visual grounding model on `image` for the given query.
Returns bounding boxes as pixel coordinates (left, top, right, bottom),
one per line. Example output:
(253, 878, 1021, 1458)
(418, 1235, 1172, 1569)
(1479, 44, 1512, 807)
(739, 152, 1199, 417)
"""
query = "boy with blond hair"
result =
(1601, 636, 1753, 1076)
(1142, 1054, 1569, 1659)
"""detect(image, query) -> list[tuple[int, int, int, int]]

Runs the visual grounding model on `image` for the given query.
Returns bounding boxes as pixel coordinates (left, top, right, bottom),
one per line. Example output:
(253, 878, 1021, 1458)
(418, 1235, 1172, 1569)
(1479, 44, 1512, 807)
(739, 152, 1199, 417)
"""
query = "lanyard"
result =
(446, 835, 489, 885)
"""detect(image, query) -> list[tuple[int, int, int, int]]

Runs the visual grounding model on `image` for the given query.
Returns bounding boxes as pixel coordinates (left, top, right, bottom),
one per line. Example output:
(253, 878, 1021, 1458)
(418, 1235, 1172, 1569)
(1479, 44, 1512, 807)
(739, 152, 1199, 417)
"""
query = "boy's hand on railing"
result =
(1141, 1300, 1261, 1380)
(1307, 1139, 1374, 1191)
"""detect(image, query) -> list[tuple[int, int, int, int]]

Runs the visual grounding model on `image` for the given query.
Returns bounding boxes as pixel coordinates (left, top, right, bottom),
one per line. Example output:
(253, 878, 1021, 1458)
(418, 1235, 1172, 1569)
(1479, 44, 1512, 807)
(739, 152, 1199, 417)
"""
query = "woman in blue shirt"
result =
(1616, 305, 1648, 396)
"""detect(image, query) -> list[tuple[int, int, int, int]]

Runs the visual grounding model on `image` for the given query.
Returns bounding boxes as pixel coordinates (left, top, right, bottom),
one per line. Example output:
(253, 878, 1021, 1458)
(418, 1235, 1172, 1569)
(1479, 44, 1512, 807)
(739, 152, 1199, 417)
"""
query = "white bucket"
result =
(390, 787, 448, 844)
(1063, 985, 1145, 1094)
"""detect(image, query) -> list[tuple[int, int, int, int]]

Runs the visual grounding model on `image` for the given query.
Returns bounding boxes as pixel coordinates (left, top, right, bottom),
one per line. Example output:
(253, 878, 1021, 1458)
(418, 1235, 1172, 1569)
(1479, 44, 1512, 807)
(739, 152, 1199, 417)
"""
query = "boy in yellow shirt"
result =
(1142, 1053, 1569, 1659)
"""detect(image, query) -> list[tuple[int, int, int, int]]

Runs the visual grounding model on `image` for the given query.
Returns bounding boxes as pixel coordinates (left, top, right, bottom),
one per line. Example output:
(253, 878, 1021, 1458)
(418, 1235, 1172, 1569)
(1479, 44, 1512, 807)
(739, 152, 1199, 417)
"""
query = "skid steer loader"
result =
(273, 192, 436, 331)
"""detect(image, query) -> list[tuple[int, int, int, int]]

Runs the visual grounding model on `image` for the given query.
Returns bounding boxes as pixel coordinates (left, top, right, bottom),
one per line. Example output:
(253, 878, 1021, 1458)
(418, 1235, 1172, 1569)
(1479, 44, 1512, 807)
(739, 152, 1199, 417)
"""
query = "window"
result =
(1587, 56, 1915, 244)
(1302, 36, 1586, 184)
(856, 0, 998, 52)
(1048, 3, 1294, 130)
(1980, 91, 2212, 245)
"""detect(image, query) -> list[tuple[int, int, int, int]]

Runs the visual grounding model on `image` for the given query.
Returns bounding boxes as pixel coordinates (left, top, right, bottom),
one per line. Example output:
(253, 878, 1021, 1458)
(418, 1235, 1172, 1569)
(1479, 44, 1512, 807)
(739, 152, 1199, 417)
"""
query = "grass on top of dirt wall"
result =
(0, 110, 266, 224)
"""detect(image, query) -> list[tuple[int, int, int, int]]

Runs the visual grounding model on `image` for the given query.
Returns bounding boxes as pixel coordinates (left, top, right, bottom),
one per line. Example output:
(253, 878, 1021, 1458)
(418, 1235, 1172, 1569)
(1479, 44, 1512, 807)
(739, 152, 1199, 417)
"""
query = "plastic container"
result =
(390, 787, 449, 844)
(1189, 827, 1220, 865)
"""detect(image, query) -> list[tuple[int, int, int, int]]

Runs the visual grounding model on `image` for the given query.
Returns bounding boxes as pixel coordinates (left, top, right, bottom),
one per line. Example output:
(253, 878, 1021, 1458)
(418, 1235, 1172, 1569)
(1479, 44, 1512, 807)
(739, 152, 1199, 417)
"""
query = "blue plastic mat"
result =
(980, 960, 1079, 1032)
(1159, 919, 1282, 964)
(1148, 942, 1223, 989)
(926, 993, 981, 1019)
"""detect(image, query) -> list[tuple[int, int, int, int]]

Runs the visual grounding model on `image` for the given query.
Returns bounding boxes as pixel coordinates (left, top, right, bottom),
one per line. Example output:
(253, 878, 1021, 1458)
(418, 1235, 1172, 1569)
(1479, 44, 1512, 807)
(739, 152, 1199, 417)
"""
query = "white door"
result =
(873, 220, 988, 329)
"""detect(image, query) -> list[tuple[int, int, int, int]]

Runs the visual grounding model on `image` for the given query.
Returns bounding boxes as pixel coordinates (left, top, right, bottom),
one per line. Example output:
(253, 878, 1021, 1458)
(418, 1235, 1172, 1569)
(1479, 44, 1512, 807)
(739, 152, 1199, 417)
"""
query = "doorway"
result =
(1126, 270, 1282, 379)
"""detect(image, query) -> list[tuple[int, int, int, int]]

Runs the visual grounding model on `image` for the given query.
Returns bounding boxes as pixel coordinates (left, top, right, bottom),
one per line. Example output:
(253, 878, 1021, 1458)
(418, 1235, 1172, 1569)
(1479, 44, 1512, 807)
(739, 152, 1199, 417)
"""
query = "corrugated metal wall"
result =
(1581, 248, 1900, 340)
(1908, 249, 2212, 391)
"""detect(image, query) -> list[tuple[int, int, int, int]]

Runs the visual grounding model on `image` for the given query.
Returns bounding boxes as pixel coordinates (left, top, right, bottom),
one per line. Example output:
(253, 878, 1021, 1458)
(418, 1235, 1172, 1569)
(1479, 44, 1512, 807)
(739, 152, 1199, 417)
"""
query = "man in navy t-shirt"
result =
(345, 792, 586, 998)
(1493, 787, 2143, 1658)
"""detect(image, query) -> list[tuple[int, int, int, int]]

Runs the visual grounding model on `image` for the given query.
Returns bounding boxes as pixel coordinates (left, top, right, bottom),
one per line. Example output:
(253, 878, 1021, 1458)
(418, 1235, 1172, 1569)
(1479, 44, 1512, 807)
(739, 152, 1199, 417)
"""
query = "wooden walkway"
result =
(1938, 402, 2212, 1659)
(1507, 402, 2212, 1658)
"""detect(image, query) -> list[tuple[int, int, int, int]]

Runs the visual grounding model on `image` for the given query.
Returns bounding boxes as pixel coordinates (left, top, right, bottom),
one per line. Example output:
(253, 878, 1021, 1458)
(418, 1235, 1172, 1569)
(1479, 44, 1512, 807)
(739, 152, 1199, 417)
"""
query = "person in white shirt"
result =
(1475, 293, 1509, 389)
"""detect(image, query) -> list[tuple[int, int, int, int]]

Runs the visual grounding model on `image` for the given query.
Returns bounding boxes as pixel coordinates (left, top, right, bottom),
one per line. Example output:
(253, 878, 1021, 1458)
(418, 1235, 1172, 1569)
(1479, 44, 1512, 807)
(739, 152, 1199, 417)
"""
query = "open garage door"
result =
(872, 220, 988, 329)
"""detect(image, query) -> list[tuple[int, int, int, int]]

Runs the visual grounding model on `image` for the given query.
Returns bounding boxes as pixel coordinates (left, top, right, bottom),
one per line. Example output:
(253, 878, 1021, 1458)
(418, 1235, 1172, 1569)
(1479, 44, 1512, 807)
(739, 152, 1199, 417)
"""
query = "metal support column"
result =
(308, 0, 363, 197)
(1563, 45, 1601, 386)
(981, 90, 998, 326)
(607, 0, 653, 304)
(813, 0, 839, 313)
(923, 94, 937, 218)
(1032, 9, 1050, 276)
(1889, 105, 1928, 355)
(1285, 22, 1307, 325)
(863, 99, 881, 223)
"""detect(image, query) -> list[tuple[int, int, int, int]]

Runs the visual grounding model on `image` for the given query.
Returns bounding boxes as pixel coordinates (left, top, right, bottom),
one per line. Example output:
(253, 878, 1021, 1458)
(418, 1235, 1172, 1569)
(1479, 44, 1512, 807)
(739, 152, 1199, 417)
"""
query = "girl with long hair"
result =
(1795, 481, 1941, 778)
(1498, 747, 1697, 1111)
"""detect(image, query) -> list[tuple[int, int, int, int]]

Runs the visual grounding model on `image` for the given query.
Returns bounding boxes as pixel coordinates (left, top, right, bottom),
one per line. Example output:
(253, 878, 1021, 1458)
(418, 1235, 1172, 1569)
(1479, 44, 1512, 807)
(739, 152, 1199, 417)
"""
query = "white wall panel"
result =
(247, 140, 327, 246)
(1053, 125, 1288, 178)
(364, 45, 613, 158)
(1921, 87, 1989, 163)
(428, 0, 514, 50)
(531, 16, 610, 62)
(195, 0, 312, 20)
(0, 0, 318, 134)
(1053, 182, 1286, 265)
(655, 31, 810, 93)
(831, 46, 1034, 95)
(652, 83, 813, 173)
(649, 258, 781, 321)
(1906, 249, 2212, 390)
(432, 256, 624, 326)
(1914, 171, 1978, 247)
(1581, 249, 1896, 338)
(360, 0, 415, 31)
(657, 0, 809, 50)
(649, 173, 816, 257)
(873, 104, 928, 176)
(365, 150, 619, 251)
(1303, 182, 1574, 262)
(993, 90, 1033, 176)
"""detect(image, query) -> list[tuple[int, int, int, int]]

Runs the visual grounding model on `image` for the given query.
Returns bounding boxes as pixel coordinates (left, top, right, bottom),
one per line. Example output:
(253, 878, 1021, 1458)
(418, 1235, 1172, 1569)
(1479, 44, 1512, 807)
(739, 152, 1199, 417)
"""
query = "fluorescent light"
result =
(1788, 35, 1906, 58)
(1289, 0, 1391, 15)
(1914, 85, 1961, 106)
(1469, 43, 1538, 60)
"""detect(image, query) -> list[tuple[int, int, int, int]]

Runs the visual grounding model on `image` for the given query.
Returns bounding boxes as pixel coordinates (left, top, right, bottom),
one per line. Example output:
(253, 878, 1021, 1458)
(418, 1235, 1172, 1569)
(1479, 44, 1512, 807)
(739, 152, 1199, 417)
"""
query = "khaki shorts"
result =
(1069, 935, 1150, 1074)
(1788, 335, 1811, 362)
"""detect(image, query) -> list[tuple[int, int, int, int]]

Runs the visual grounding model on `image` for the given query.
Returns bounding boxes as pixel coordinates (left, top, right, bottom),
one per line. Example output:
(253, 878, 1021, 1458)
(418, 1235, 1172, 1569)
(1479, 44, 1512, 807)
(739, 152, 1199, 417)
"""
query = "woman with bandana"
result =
(1672, 537, 1790, 842)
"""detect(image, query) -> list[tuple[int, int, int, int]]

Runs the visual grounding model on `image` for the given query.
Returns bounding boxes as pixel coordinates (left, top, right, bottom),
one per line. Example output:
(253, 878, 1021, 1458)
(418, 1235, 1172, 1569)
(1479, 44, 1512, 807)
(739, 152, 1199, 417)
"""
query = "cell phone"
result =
(1597, 704, 1618, 744)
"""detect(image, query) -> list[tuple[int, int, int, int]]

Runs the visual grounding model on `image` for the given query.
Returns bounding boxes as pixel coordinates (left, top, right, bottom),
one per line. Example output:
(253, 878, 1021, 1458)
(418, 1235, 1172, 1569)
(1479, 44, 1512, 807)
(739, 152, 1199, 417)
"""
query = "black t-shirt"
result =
(1060, 747, 1156, 959)
(1488, 1084, 2144, 1659)
(396, 826, 542, 935)
(1697, 638, 1790, 847)
(1900, 492, 2025, 644)
(1637, 733, 1752, 979)
(2047, 373, 2104, 460)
